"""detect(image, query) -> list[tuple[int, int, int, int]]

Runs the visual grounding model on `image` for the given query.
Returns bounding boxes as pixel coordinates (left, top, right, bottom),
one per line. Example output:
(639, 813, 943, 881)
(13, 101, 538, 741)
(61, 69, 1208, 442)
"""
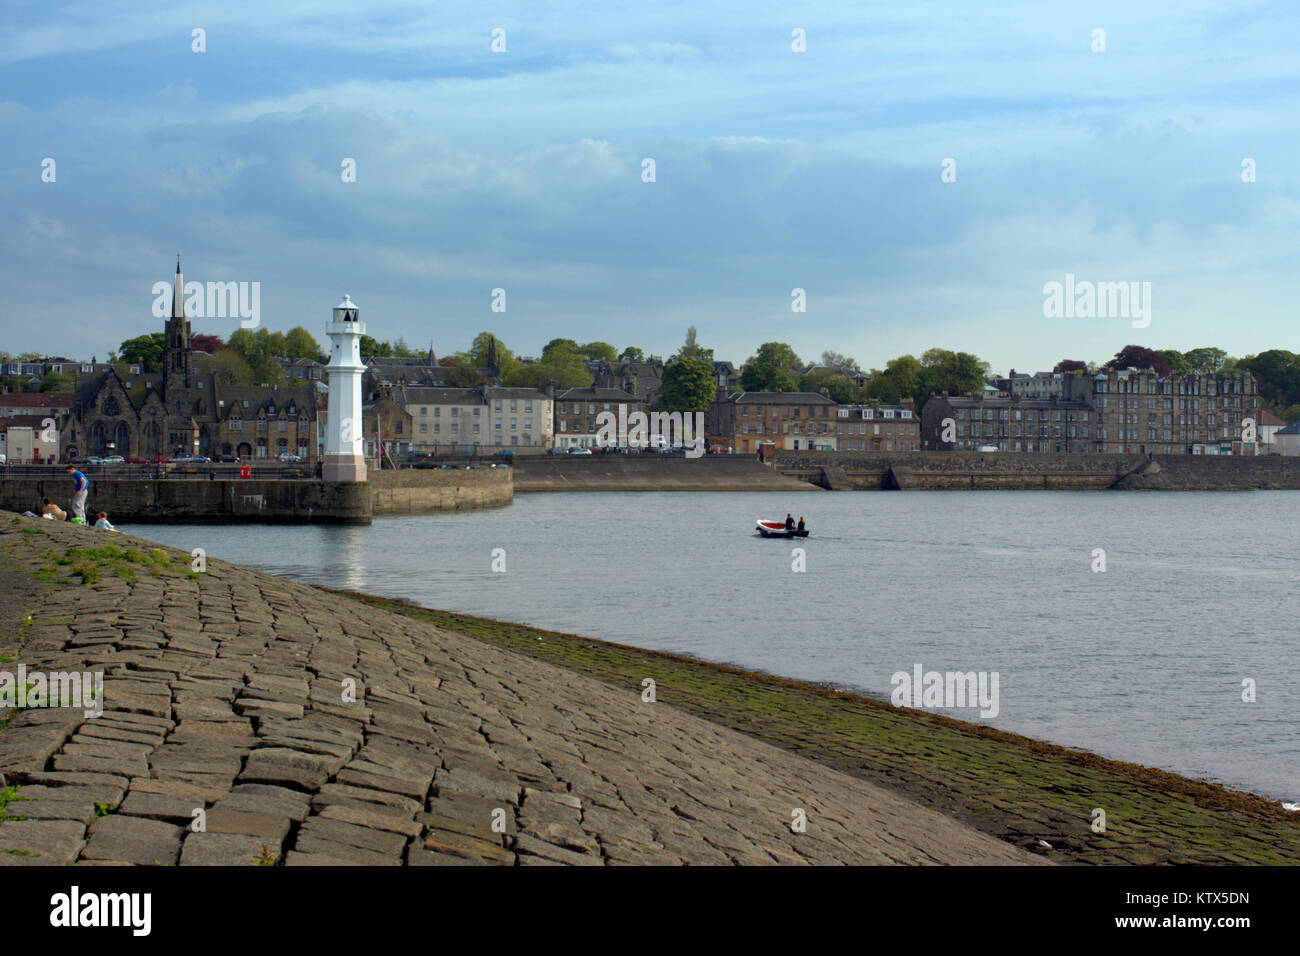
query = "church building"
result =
(62, 261, 319, 461)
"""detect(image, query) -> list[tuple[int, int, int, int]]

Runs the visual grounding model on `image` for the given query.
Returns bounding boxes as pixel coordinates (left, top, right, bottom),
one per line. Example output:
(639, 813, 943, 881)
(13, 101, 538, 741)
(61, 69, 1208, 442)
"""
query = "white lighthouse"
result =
(323, 294, 368, 483)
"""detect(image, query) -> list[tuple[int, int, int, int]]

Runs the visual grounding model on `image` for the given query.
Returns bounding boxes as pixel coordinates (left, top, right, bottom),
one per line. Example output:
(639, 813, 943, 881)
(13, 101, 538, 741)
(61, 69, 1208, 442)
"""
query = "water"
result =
(126, 491, 1300, 801)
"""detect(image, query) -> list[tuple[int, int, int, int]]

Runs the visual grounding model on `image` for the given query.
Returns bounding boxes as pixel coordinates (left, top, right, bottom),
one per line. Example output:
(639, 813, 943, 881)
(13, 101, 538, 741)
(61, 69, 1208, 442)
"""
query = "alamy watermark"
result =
(151, 279, 260, 328)
(594, 404, 706, 459)
(0, 665, 103, 718)
(890, 663, 999, 718)
(1042, 273, 1150, 329)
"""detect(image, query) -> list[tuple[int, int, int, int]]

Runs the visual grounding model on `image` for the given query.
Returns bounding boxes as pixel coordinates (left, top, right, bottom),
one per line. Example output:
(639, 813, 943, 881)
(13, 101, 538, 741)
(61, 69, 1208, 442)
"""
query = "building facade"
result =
(833, 400, 919, 452)
(922, 367, 1262, 454)
(706, 391, 839, 454)
(554, 387, 643, 449)
(393, 385, 553, 454)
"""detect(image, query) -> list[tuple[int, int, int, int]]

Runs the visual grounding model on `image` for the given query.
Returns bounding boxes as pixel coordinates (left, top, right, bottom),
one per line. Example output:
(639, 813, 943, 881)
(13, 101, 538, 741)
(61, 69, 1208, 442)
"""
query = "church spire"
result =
(172, 256, 185, 319)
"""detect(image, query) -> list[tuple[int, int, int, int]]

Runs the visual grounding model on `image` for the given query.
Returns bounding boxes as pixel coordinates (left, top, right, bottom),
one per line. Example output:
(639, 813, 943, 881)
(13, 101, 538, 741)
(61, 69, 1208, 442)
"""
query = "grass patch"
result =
(0, 785, 28, 822)
(94, 802, 115, 819)
(1, 849, 39, 857)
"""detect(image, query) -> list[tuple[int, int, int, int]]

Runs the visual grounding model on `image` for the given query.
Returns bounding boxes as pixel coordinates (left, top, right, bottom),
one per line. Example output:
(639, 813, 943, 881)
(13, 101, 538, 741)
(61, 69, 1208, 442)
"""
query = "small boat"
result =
(756, 519, 808, 538)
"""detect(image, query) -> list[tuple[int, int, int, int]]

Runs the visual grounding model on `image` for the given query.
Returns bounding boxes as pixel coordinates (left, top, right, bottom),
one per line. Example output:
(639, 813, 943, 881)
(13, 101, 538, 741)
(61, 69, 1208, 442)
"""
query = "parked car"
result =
(125, 456, 149, 464)
(191, 455, 212, 463)
(568, 447, 593, 456)
(102, 455, 126, 464)
(975, 444, 999, 452)
(217, 454, 239, 463)
(492, 449, 515, 458)
(0, 454, 6, 465)
(279, 453, 303, 463)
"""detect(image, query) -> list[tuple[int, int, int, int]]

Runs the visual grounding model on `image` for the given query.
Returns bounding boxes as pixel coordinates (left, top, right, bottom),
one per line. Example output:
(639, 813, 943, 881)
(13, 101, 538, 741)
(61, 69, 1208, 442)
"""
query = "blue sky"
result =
(1, 0, 1296, 373)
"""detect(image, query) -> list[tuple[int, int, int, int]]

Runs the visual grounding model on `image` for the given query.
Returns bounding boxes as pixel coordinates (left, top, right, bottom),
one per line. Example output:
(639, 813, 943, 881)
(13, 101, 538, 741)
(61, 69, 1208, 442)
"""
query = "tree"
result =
(1239, 350, 1300, 409)
(284, 327, 323, 361)
(359, 335, 392, 358)
(1104, 345, 1170, 377)
(657, 356, 715, 412)
(579, 341, 618, 364)
(389, 337, 420, 358)
(1184, 347, 1228, 373)
(250, 357, 286, 387)
(542, 338, 581, 360)
(674, 327, 714, 364)
(207, 349, 255, 386)
(190, 333, 227, 354)
(503, 349, 592, 390)
(40, 371, 75, 392)
(119, 333, 165, 373)
(800, 370, 860, 403)
(740, 342, 803, 391)
(1161, 350, 1193, 375)
(619, 347, 645, 363)
(919, 349, 988, 400)
(819, 350, 860, 374)
(1052, 360, 1088, 375)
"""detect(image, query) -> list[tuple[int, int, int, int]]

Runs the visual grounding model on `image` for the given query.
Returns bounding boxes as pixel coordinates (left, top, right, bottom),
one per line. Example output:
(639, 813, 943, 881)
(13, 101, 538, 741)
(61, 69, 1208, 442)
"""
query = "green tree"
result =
(1162, 349, 1193, 375)
(542, 338, 582, 360)
(740, 342, 803, 391)
(1184, 347, 1228, 373)
(577, 342, 617, 363)
(39, 371, 75, 392)
(284, 326, 323, 361)
(674, 326, 714, 364)
(250, 357, 286, 387)
(359, 335, 392, 358)
(800, 369, 860, 403)
(503, 348, 592, 389)
(919, 349, 989, 401)
(207, 349, 255, 386)
(389, 337, 420, 358)
(1239, 350, 1300, 408)
(657, 356, 715, 412)
(119, 333, 165, 373)
(619, 346, 645, 363)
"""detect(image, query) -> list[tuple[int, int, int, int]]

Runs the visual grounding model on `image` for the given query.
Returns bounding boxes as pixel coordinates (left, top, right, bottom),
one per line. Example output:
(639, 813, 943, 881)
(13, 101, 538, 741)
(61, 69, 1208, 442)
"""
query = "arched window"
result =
(104, 397, 120, 416)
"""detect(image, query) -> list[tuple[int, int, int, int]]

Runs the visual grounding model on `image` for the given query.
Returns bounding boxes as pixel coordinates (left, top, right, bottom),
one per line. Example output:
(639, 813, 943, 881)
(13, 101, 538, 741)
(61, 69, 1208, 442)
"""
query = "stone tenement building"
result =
(922, 367, 1262, 455)
(62, 262, 318, 461)
(554, 387, 643, 449)
(706, 391, 838, 453)
(389, 385, 553, 454)
(834, 400, 920, 452)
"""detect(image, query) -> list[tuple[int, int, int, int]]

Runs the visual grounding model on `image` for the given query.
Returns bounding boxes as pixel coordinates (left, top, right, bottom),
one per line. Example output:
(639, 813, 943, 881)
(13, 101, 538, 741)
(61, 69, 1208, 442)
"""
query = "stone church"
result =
(62, 261, 319, 461)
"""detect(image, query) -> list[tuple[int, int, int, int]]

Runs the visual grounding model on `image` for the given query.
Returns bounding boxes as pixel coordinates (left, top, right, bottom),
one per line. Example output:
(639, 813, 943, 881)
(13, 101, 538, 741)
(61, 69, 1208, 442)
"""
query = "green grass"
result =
(0, 785, 28, 822)
(334, 588, 1300, 866)
(1, 849, 40, 857)
(94, 801, 115, 819)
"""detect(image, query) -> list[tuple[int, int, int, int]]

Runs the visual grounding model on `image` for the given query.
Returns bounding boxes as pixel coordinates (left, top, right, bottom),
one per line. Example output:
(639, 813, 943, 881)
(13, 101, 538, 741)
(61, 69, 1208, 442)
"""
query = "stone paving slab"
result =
(0, 519, 1040, 866)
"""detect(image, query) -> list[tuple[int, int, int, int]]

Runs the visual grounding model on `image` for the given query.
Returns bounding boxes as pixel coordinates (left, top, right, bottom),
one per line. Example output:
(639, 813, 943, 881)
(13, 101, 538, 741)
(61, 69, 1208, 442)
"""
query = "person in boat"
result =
(797, 517, 805, 533)
(784, 513, 794, 531)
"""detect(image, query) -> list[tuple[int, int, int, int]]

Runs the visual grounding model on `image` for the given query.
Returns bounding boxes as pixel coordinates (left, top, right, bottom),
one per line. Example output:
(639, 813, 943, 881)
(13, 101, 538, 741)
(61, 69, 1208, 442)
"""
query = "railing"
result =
(0, 462, 316, 480)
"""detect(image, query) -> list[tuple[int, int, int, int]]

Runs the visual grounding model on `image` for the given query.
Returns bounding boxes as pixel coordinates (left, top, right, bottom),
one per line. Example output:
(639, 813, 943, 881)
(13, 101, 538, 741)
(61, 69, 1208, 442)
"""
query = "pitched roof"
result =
(557, 387, 640, 402)
(728, 391, 836, 405)
(0, 393, 73, 409)
(1259, 410, 1286, 426)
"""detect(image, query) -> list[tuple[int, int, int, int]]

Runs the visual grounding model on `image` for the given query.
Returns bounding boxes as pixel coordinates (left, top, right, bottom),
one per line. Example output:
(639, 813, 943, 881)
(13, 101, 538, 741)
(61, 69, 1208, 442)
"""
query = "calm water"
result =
(127, 491, 1300, 801)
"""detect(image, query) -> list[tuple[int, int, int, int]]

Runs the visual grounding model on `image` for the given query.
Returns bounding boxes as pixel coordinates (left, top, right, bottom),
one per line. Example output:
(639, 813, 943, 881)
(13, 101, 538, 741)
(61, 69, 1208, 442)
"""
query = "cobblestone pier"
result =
(0, 516, 1036, 866)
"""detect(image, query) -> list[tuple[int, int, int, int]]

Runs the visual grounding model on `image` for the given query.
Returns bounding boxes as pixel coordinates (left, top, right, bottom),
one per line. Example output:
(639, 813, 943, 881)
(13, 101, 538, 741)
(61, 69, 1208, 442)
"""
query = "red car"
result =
(126, 456, 149, 464)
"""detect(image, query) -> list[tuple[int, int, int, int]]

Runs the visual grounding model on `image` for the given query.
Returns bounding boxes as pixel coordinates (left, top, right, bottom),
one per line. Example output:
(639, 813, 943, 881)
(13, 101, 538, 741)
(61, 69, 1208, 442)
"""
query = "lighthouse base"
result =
(322, 454, 368, 483)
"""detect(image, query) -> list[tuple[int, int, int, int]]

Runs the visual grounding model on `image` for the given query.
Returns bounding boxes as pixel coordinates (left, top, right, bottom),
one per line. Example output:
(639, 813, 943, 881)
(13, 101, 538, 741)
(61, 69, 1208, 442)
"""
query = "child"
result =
(41, 498, 68, 520)
(94, 512, 119, 532)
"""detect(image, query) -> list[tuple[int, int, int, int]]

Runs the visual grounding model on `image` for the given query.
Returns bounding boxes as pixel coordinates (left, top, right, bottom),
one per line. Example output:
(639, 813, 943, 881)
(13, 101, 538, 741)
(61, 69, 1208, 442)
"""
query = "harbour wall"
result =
(0, 477, 373, 524)
(369, 467, 513, 514)
(771, 450, 1300, 490)
(512, 456, 817, 491)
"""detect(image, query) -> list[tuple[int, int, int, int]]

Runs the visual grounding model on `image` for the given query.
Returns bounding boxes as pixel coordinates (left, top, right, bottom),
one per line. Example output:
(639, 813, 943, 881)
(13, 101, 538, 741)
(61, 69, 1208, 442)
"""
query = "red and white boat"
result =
(756, 519, 808, 538)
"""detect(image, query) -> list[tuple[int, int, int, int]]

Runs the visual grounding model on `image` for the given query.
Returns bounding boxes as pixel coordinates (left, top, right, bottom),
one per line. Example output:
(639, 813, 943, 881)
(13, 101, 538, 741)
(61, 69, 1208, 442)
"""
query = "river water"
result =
(127, 490, 1300, 801)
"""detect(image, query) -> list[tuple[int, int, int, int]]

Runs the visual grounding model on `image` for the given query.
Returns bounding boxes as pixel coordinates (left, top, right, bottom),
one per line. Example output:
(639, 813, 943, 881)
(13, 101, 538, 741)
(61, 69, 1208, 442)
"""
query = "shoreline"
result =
(324, 588, 1300, 865)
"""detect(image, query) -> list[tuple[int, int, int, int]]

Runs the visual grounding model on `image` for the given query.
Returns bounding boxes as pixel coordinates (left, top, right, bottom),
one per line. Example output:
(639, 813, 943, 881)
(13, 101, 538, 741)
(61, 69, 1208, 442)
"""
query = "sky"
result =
(1, 0, 1296, 374)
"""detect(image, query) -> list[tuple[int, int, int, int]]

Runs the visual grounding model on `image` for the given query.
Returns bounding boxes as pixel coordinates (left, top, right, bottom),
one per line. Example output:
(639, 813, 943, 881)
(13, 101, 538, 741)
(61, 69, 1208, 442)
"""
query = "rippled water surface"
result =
(128, 490, 1300, 800)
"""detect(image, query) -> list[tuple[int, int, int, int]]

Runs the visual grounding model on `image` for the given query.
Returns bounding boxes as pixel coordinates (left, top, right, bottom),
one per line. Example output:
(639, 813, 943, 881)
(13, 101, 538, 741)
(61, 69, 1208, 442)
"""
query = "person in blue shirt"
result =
(65, 465, 88, 524)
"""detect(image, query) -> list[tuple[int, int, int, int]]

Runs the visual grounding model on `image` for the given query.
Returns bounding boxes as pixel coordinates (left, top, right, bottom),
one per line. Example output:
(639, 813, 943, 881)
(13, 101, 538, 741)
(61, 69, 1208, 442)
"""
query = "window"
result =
(420, 423, 427, 434)
(434, 407, 440, 417)
(420, 407, 427, 416)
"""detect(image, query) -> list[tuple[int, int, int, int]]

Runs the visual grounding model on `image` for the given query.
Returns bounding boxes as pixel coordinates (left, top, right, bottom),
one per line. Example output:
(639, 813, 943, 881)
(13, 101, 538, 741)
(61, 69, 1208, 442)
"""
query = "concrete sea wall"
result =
(0, 476, 372, 524)
(370, 467, 513, 514)
(512, 455, 816, 491)
(772, 450, 1300, 491)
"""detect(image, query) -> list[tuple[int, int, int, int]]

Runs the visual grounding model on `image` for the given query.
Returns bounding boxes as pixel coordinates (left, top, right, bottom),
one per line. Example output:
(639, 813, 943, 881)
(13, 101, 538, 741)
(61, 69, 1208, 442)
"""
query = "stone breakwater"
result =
(0, 515, 1035, 866)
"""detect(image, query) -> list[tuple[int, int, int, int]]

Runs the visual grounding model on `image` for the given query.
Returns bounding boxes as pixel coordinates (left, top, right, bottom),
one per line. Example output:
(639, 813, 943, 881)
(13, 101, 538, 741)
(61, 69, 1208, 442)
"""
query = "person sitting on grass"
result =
(41, 498, 67, 521)
(94, 512, 119, 532)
